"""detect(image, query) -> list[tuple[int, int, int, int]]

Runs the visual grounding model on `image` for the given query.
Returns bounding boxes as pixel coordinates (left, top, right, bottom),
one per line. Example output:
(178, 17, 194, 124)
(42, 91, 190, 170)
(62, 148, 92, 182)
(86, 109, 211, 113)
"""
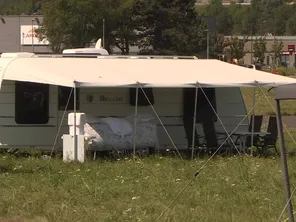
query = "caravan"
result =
(0, 40, 295, 154)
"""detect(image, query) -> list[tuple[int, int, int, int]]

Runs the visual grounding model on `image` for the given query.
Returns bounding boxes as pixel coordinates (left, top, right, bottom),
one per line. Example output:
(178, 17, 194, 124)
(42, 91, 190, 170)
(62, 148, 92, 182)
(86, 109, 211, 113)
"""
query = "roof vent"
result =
(62, 38, 109, 57)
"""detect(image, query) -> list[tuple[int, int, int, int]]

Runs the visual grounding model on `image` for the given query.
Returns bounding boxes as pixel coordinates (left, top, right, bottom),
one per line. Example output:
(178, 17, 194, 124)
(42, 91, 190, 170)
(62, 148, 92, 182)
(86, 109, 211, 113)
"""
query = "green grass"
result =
(0, 155, 296, 222)
(241, 87, 296, 152)
(1, 87, 296, 221)
(241, 87, 296, 116)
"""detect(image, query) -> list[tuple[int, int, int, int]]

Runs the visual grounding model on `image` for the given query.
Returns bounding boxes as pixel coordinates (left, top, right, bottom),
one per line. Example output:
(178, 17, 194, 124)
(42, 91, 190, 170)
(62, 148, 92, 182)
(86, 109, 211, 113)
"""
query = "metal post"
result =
(31, 19, 34, 53)
(206, 30, 209, 59)
(73, 83, 77, 161)
(273, 16, 276, 66)
(251, 87, 256, 146)
(191, 85, 199, 159)
(250, 7, 253, 64)
(133, 85, 139, 159)
(102, 18, 105, 48)
(275, 99, 295, 222)
(18, 15, 21, 51)
(22, 33, 24, 52)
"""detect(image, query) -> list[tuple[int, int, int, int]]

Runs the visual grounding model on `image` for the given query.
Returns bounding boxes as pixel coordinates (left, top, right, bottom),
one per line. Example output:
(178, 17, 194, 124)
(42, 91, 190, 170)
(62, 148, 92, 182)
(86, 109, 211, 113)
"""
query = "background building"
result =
(0, 15, 140, 55)
(0, 15, 296, 66)
(230, 36, 296, 67)
(0, 15, 51, 54)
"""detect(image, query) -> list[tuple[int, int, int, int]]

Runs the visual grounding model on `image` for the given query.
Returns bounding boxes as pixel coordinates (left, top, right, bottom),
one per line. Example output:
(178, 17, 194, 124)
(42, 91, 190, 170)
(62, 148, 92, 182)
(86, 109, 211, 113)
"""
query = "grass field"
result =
(0, 155, 296, 222)
(1, 88, 296, 222)
(242, 87, 296, 116)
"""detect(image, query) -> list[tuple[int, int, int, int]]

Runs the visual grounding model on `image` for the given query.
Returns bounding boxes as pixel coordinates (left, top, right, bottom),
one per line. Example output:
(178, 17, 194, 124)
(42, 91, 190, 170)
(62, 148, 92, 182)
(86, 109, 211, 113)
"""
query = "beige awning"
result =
(1, 57, 296, 88)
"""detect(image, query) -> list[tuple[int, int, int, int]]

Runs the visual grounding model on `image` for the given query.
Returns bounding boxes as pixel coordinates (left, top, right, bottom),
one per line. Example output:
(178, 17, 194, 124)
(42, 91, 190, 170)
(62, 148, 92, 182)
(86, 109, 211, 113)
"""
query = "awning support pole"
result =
(275, 99, 294, 222)
(251, 87, 256, 146)
(191, 83, 198, 160)
(133, 84, 139, 159)
(137, 83, 183, 160)
(73, 82, 77, 161)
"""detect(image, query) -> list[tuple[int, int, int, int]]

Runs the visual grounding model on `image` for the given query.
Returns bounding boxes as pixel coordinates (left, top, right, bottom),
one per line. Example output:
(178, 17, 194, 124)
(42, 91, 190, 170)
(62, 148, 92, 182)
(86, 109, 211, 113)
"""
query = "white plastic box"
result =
(68, 113, 86, 136)
(62, 135, 86, 163)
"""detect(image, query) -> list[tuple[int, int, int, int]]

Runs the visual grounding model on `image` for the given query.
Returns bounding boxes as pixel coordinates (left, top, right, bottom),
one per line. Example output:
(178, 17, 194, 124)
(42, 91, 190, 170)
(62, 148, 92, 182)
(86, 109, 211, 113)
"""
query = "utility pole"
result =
(273, 15, 276, 66)
(102, 18, 105, 48)
(250, 7, 253, 64)
(206, 29, 209, 59)
(31, 19, 35, 53)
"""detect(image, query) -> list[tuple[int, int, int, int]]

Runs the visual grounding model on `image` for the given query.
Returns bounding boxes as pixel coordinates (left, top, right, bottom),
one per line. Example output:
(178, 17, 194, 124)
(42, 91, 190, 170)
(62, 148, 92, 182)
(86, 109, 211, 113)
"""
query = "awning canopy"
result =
(1, 57, 296, 88)
(275, 83, 296, 100)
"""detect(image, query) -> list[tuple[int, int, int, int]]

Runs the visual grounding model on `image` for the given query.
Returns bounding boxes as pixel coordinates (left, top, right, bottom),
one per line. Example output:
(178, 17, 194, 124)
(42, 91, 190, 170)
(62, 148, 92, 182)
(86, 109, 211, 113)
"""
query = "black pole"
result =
(275, 99, 294, 222)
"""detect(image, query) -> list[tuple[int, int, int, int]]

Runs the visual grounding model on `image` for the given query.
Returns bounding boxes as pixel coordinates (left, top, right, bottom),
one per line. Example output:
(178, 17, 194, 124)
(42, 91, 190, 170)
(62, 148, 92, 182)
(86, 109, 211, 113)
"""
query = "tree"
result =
(251, 0, 285, 35)
(209, 34, 231, 60)
(226, 36, 249, 63)
(253, 37, 266, 64)
(202, 0, 233, 35)
(133, 0, 207, 55)
(273, 4, 294, 36)
(0, 0, 43, 14)
(108, 0, 137, 54)
(271, 38, 284, 65)
(37, 0, 137, 54)
(285, 10, 296, 35)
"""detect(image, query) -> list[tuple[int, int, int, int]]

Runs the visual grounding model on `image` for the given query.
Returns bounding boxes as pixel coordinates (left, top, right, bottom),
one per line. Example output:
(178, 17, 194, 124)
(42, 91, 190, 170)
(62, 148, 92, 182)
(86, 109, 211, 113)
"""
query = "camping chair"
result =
(234, 115, 263, 152)
(245, 115, 263, 147)
(257, 116, 279, 155)
(201, 115, 233, 154)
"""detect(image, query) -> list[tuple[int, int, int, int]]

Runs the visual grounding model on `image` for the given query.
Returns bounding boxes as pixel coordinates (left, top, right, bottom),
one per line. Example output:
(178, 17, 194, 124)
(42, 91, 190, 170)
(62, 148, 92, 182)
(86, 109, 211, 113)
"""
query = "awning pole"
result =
(275, 99, 294, 222)
(251, 87, 256, 147)
(73, 82, 77, 161)
(191, 84, 198, 159)
(133, 84, 139, 159)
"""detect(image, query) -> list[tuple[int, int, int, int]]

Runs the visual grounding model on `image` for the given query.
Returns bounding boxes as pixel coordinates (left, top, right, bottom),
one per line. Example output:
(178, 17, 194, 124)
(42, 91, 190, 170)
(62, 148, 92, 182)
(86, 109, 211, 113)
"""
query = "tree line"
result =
(0, 0, 295, 63)
(200, 0, 296, 36)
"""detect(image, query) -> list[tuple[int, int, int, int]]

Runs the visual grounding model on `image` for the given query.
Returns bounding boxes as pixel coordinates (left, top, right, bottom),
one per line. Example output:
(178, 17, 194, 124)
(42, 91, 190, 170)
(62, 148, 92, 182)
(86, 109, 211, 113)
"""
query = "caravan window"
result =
(129, 88, 154, 106)
(183, 88, 217, 123)
(58, 86, 80, 110)
(15, 82, 49, 124)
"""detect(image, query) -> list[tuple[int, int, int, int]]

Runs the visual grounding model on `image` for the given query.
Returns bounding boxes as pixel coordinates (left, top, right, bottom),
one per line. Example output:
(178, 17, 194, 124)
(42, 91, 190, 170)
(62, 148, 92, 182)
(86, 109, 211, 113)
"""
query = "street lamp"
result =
(206, 29, 209, 59)
(31, 18, 39, 53)
(31, 19, 35, 52)
(102, 18, 105, 48)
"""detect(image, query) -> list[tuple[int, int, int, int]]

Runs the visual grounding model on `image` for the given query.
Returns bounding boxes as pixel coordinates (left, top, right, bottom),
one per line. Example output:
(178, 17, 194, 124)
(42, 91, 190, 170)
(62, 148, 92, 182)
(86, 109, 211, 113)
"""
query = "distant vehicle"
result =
(239, 64, 261, 70)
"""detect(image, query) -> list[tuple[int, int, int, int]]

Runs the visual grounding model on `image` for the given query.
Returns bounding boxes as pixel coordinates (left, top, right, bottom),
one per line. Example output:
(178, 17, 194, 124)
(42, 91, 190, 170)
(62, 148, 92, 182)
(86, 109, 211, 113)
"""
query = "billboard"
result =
(20, 25, 50, 45)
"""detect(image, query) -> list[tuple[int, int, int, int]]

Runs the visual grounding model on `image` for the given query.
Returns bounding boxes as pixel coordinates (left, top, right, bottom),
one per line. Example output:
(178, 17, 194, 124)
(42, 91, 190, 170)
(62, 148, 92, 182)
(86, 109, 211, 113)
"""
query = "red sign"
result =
(288, 45, 295, 51)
